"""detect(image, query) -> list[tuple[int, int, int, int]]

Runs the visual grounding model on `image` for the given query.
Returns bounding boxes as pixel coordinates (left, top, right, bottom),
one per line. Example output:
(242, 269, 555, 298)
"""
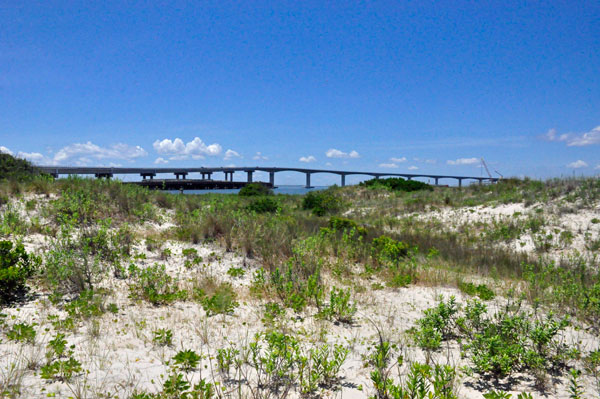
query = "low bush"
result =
(0, 153, 45, 181)
(198, 282, 239, 316)
(458, 281, 495, 300)
(0, 240, 38, 303)
(318, 287, 357, 324)
(239, 183, 272, 196)
(247, 197, 279, 213)
(328, 216, 367, 236)
(129, 264, 186, 305)
(413, 297, 573, 380)
(360, 177, 433, 192)
(371, 235, 409, 267)
(302, 190, 342, 216)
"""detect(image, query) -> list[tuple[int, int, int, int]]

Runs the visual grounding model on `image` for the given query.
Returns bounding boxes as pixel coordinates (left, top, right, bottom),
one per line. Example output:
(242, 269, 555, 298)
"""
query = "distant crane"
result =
(481, 157, 503, 180)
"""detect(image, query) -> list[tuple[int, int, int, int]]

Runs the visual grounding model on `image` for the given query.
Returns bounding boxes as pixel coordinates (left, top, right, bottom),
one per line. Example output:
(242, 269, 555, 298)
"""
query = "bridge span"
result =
(38, 166, 498, 188)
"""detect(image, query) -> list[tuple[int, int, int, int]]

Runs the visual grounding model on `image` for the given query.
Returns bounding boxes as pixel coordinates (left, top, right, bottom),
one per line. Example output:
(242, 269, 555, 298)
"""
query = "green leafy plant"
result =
(198, 282, 238, 316)
(6, 322, 36, 343)
(318, 287, 357, 324)
(173, 349, 201, 372)
(247, 197, 279, 213)
(360, 177, 433, 192)
(239, 182, 273, 196)
(458, 281, 495, 300)
(64, 290, 105, 320)
(413, 296, 459, 352)
(152, 328, 173, 347)
(129, 264, 186, 305)
(40, 357, 82, 382)
(568, 368, 584, 399)
(0, 240, 38, 303)
(226, 266, 245, 278)
(302, 190, 342, 216)
(216, 346, 239, 376)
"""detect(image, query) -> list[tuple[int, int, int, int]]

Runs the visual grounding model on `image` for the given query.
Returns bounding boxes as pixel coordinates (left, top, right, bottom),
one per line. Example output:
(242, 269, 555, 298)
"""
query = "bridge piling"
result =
(305, 173, 313, 188)
(247, 171, 253, 183)
(341, 174, 346, 187)
(174, 172, 188, 180)
(269, 172, 275, 187)
(434, 177, 439, 186)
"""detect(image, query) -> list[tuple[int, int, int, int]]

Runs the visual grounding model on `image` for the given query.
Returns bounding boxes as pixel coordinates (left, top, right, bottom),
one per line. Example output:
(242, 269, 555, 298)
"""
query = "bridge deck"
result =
(37, 165, 498, 188)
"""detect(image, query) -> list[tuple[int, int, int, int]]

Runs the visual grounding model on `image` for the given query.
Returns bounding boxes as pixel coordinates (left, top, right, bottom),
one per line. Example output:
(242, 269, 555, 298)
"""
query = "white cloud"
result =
(153, 137, 222, 160)
(447, 157, 479, 166)
(325, 162, 332, 166)
(0, 146, 13, 155)
(224, 149, 241, 160)
(252, 152, 268, 161)
(54, 142, 147, 163)
(379, 163, 398, 168)
(299, 155, 316, 163)
(408, 165, 419, 170)
(390, 157, 407, 163)
(425, 159, 437, 164)
(326, 149, 360, 159)
(567, 160, 588, 169)
(595, 164, 600, 170)
(543, 126, 600, 146)
(17, 152, 46, 163)
(154, 157, 169, 165)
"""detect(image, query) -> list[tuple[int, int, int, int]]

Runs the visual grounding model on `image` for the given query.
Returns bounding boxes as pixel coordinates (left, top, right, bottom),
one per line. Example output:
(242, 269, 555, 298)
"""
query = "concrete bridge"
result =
(38, 166, 498, 188)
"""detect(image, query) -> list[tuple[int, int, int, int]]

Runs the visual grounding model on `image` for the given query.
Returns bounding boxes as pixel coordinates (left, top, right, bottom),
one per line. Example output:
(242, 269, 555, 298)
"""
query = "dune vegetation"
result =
(1, 154, 600, 398)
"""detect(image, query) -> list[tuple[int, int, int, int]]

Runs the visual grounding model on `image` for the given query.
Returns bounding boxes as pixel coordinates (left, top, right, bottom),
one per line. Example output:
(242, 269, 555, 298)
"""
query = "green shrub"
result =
(152, 328, 173, 347)
(6, 322, 36, 343)
(360, 177, 433, 192)
(64, 290, 105, 320)
(173, 349, 201, 372)
(226, 267, 245, 278)
(197, 282, 239, 316)
(40, 357, 82, 382)
(458, 281, 495, 300)
(0, 153, 45, 181)
(328, 216, 367, 236)
(247, 197, 279, 213)
(129, 264, 185, 305)
(413, 297, 460, 352)
(302, 190, 342, 216)
(239, 183, 273, 196)
(318, 287, 357, 324)
(0, 240, 37, 303)
(371, 235, 409, 266)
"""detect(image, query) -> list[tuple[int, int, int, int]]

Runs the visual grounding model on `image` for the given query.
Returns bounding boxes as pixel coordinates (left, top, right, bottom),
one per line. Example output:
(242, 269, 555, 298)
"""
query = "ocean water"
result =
(170, 185, 328, 195)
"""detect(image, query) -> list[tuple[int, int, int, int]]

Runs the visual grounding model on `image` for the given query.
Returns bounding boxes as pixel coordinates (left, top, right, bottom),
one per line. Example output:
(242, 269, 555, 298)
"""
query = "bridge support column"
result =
(305, 173, 313, 188)
(247, 171, 253, 183)
(434, 177, 439, 186)
(341, 174, 346, 187)
(407, 176, 413, 181)
(457, 178, 463, 188)
(207, 173, 212, 180)
(478, 179, 483, 185)
(95, 173, 113, 179)
(269, 172, 275, 187)
(175, 172, 188, 180)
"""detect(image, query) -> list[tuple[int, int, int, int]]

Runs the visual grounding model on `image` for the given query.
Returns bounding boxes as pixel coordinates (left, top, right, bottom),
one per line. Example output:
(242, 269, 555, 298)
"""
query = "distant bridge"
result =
(38, 166, 498, 188)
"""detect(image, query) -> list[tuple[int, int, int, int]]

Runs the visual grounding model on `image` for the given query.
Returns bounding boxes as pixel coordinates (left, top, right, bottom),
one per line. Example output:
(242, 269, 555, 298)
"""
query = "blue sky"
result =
(1, 1, 599, 185)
